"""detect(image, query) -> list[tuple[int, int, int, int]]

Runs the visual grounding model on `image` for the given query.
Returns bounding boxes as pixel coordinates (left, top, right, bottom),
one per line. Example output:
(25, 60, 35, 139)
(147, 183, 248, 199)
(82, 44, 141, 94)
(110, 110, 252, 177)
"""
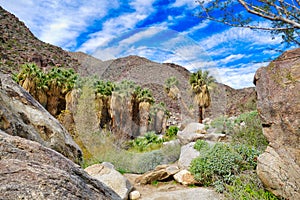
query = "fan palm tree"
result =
(94, 80, 116, 128)
(189, 70, 215, 123)
(164, 76, 180, 99)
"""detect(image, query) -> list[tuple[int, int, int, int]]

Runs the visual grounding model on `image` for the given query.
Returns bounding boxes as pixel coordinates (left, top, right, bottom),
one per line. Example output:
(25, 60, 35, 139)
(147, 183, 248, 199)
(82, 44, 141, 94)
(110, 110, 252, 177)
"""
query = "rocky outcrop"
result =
(85, 162, 133, 200)
(0, 130, 121, 200)
(254, 48, 300, 199)
(0, 72, 82, 164)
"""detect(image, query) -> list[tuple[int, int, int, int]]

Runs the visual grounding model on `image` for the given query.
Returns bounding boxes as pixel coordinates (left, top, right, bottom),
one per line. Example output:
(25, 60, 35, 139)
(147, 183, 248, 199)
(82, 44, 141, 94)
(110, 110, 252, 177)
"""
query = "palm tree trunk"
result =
(198, 106, 203, 123)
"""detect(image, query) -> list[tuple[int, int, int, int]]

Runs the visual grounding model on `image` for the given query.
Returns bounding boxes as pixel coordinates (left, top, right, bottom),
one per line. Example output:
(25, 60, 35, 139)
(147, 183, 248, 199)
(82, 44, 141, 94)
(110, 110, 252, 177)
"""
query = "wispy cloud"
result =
(0, 0, 119, 49)
(170, 0, 199, 8)
(78, 0, 157, 53)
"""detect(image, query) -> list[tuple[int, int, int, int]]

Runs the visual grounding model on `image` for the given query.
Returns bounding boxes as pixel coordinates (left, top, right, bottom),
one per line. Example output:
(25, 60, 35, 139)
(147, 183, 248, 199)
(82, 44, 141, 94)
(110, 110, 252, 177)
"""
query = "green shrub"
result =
(165, 126, 179, 140)
(190, 141, 261, 189)
(128, 132, 163, 152)
(224, 171, 280, 200)
(233, 145, 260, 170)
(229, 111, 268, 152)
(193, 139, 210, 152)
(190, 142, 243, 186)
(210, 115, 231, 133)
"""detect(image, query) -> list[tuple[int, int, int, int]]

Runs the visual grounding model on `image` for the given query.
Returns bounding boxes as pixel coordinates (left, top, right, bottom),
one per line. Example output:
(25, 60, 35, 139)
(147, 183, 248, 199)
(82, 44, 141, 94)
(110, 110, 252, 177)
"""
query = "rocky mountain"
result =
(0, 6, 80, 74)
(0, 6, 256, 124)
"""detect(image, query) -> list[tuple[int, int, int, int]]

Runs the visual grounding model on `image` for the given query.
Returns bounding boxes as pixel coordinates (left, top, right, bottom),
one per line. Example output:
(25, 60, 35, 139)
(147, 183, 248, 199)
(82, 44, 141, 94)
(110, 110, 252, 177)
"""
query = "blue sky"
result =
(0, 0, 293, 89)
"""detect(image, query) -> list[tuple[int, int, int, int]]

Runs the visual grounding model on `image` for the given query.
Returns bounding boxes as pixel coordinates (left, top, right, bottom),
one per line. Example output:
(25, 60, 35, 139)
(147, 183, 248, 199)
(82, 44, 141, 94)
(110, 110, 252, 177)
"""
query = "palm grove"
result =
(14, 63, 215, 129)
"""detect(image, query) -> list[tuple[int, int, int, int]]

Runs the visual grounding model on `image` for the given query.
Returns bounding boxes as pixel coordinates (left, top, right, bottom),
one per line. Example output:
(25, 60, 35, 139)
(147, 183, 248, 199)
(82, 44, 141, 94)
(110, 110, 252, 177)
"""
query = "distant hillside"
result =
(73, 53, 257, 119)
(0, 6, 79, 73)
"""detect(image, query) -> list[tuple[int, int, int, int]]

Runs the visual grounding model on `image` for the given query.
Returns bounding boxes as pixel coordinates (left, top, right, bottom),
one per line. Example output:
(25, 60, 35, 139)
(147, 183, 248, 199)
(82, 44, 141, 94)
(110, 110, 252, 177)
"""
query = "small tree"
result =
(196, 0, 300, 45)
(189, 70, 215, 123)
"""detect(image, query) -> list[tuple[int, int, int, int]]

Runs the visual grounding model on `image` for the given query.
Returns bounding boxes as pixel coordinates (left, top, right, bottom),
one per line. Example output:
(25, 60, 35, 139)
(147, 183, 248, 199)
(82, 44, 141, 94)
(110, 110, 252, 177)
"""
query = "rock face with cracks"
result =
(0, 130, 121, 200)
(0, 72, 82, 164)
(254, 48, 300, 200)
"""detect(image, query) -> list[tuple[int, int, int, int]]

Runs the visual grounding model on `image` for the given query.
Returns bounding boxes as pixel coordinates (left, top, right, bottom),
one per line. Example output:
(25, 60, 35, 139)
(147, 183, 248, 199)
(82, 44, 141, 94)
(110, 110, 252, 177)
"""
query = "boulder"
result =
(177, 123, 206, 145)
(135, 164, 179, 185)
(129, 190, 141, 200)
(85, 162, 133, 200)
(174, 169, 198, 185)
(178, 142, 200, 169)
(254, 48, 300, 200)
(0, 130, 121, 200)
(0, 72, 82, 164)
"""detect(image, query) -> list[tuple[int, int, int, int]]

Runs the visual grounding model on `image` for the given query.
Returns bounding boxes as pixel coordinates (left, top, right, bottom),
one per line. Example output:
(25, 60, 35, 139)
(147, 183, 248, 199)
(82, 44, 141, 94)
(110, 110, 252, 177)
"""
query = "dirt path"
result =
(124, 174, 224, 200)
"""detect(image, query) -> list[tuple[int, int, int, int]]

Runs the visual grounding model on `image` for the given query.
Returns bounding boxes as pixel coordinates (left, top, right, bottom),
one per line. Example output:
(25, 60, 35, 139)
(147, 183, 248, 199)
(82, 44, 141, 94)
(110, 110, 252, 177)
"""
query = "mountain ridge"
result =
(0, 6, 256, 119)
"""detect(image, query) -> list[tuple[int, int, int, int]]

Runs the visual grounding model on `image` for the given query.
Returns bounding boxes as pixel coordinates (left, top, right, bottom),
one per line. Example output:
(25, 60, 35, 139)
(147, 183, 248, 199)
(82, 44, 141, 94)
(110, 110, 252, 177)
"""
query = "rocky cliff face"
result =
(254, 48, 300, 199)
(0, 130, 121, 200)
(0, 72, 82, 164)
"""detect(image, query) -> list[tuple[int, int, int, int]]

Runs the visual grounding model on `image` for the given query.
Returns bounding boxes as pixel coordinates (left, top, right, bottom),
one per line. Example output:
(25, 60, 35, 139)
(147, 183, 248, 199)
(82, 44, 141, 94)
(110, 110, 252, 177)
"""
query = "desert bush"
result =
(209, 111, 268, 152)
(228, 111, 268, 152)
(224, 171, 280, 200)
(190, 141, 261, 190)
(193, 139, 210, 152)
(84, 139, 180, 174)
(128, 132, 163, 152)
(165, 126, 179, 140)
(209, 115, 231, 133)
(190, 142, 243, 187)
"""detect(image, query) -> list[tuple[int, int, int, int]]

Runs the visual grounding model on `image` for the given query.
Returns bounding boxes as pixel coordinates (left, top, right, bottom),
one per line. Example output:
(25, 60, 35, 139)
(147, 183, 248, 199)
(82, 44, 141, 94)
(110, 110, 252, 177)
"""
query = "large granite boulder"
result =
(85, 162, 133, 200)
(0, 130, 121, 200)
(178, 142, 200, 169)
(254, 48, 300, 199)
(0, 72, 82, 164)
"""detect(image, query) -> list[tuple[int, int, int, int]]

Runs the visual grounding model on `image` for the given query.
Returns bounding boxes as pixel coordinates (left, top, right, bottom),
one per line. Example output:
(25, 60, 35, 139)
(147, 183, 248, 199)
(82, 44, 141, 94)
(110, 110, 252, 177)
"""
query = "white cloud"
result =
(217, 54, 245, 64)
(78, 0, 157, 54)
(200, 27, 282, 50)
(0, 0, 119, 49)
(216, 62, 268, 89)
(170, 0, 199, 8)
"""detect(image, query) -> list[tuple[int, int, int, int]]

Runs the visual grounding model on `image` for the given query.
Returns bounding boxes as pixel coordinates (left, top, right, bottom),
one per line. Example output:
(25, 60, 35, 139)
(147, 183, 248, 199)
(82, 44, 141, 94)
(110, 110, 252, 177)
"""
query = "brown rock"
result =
(0, 72, 82, 164)
(135, 164, 179, 185)
(173, 169, 198, 185)
(0, 130, 121, 200)
(254, 48, 300, 199)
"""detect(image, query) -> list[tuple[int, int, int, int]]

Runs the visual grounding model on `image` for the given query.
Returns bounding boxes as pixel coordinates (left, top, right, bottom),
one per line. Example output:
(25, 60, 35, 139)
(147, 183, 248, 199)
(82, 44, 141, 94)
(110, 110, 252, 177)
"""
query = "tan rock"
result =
(129, 190, 141, 200)
(85, 162, 133, 200)
(174, 169, 198, 185)
(135, 164, 179, 185)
